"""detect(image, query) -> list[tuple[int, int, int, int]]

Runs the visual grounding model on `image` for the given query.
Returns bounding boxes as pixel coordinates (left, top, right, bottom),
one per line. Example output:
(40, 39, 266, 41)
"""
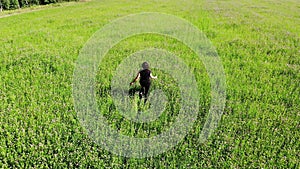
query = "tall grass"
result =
(0, 0, 299, 168)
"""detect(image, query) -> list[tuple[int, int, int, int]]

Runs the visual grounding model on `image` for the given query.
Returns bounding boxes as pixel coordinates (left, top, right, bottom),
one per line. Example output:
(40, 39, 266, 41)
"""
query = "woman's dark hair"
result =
(142, 62, 149, 69)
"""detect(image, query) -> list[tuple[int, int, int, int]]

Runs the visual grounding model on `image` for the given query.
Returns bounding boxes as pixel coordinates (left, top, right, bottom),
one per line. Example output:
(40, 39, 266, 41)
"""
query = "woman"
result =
(130, 62, 157, 103)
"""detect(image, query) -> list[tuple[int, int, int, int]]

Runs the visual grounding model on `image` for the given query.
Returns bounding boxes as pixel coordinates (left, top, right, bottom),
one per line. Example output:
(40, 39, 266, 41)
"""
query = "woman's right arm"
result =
(150, 73, 157, 79)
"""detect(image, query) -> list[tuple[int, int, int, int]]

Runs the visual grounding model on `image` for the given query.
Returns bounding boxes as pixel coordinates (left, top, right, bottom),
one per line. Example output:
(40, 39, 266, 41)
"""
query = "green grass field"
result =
(0, 0, 299, 168)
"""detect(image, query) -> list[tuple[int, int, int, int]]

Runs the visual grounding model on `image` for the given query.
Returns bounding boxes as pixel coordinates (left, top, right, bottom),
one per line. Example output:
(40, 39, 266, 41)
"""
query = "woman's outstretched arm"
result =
(130, 73, 140, 86)
(150, 73, 157, 79)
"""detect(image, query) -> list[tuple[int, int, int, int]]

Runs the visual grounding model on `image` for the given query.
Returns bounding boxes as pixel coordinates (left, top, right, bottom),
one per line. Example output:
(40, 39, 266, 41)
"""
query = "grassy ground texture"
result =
(0, 0, 299, 168)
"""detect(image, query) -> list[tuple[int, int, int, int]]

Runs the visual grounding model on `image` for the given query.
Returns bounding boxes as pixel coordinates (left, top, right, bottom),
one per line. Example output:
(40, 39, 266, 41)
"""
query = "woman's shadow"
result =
(128, 86, 140, 98)
(128, 86, 147, 113)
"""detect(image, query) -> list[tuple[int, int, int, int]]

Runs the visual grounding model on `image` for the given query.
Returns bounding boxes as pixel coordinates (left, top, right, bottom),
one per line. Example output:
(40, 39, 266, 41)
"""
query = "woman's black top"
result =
(139, 69, 151, 85)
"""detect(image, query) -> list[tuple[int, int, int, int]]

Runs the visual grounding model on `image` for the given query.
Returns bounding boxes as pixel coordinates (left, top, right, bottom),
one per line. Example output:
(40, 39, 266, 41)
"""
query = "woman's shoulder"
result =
(139, 69, 151, 73)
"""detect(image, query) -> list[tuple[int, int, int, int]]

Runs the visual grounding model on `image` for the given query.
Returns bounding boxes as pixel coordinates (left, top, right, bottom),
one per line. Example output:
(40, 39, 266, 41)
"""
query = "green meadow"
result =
(0, 0, 299, 168)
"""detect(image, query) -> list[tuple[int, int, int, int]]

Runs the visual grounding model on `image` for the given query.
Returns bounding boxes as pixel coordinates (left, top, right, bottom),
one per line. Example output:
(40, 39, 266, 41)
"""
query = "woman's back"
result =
(139, 69, 151, 83)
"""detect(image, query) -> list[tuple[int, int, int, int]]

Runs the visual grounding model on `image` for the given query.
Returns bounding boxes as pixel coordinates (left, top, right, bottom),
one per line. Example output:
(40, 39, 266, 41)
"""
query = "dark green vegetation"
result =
(0, 0, 77, 10)
(0, 0, 299, 168)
